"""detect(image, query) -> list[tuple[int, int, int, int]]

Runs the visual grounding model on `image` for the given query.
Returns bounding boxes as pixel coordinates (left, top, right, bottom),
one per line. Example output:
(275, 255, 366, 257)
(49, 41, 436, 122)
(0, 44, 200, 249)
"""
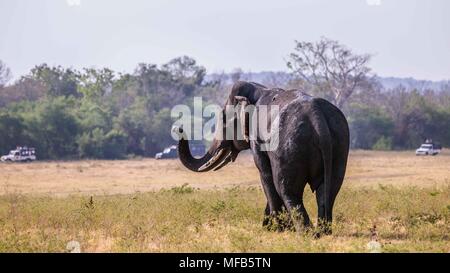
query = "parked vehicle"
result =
(1, 147, 37, 162)
(155, 144, 205, 159)
(415, 143, 441, 156)
(155, 145, 178, 159)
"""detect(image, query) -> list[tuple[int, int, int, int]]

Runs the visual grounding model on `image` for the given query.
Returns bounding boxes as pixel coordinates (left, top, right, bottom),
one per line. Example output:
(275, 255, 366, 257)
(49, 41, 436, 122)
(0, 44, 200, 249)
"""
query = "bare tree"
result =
(0, 76, 46, 107)
(0, 60, 12, 87)
(384, 85, 409, 122)
(231, 68, 244, 83)
(287, 37, 373, 108)
(261, 72, 292, 88)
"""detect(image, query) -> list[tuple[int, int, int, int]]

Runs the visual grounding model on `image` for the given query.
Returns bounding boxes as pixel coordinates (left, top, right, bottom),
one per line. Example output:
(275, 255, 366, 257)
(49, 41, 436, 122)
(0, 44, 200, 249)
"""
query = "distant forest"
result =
(1, 39, 449, 159)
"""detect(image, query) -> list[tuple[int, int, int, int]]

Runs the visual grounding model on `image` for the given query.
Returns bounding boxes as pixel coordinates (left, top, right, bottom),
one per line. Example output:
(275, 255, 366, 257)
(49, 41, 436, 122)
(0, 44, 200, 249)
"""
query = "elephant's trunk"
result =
(173, 126, 232, 172)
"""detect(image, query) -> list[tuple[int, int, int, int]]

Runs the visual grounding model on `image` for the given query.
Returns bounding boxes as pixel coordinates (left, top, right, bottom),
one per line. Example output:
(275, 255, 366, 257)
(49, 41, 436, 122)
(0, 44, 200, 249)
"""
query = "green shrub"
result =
(372, 136, 393, 151)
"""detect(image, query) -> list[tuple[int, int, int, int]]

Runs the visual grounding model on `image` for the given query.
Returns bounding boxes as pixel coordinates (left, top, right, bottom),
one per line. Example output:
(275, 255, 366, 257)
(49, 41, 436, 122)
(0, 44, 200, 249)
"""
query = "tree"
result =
(145, 107, 174, 155)
(4, 54, 448, 158)
(116, 99, 151, 155)
(347, 104, 394, 149)
(287, 37, 373, 108)
(78, 68, 114, 100)
(261, 72, 292, 88)
(77, 100, 112, 132)
(381, 87, 450, 149)
(24, 97, 80, 159)
(161, 56, 206, 85)
(0, 113, 26, 154)
(77, 128, 127, 159)
(30, 64, 80, 98)
(0, 76, 46, 107)
(231, 68, 243, 83)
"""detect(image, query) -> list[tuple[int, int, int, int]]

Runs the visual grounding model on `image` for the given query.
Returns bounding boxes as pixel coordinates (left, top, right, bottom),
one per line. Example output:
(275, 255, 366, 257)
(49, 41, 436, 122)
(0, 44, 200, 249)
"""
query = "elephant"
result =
(173, 81, 349, 235)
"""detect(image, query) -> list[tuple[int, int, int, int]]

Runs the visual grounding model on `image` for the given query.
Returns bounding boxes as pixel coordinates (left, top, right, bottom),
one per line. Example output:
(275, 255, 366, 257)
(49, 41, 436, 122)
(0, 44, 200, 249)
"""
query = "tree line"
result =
(0, 39, 449, 159)
(0, 57, 221, 159)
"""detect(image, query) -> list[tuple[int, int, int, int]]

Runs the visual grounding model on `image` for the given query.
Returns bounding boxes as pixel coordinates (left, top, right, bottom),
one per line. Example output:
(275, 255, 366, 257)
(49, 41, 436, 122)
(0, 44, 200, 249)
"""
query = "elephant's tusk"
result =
(198, 149, 225, 171)
(213, 151, 233, 171)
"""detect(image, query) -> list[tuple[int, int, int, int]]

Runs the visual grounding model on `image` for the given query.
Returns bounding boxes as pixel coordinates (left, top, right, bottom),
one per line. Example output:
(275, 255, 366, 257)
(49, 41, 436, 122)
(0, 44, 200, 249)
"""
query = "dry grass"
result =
(0, 150, 449, 252)
(1, 150, 449, 196)
(0, 185, 448, 253)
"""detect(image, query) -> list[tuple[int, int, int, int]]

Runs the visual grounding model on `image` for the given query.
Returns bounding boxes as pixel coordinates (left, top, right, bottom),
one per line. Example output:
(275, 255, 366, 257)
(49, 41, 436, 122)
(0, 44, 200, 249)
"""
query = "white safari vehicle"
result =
(1, 147, 36, 162)
(415, 143, 441, 156)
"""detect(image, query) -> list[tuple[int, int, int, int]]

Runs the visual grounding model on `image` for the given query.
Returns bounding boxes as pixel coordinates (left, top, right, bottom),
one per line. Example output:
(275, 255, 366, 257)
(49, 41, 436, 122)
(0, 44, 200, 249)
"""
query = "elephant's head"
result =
(174, 81, 264, 172)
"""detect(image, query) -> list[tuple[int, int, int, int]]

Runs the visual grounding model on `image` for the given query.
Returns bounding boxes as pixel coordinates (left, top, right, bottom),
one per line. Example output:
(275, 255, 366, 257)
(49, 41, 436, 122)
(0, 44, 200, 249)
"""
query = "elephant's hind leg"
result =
(272, 165, 311, 233)
(315, 145, 348, 236)
(262, 202, 292, 231)
(253, 149, 288, 231)
(315, 181, 333, 235)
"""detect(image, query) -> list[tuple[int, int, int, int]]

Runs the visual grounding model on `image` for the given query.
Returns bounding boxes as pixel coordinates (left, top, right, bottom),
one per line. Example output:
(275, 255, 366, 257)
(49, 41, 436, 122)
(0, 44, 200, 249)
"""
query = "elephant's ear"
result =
(235, 96, 250, 143)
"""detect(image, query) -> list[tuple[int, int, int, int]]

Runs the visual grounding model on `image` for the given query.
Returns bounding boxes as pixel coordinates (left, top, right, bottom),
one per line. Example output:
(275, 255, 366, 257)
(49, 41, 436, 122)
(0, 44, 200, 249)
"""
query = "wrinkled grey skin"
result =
(174, 81, 349, 235)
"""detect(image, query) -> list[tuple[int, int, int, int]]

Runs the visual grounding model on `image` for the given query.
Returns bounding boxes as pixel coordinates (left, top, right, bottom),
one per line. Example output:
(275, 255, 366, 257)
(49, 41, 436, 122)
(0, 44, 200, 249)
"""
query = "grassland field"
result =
(0, 150, 449, 252)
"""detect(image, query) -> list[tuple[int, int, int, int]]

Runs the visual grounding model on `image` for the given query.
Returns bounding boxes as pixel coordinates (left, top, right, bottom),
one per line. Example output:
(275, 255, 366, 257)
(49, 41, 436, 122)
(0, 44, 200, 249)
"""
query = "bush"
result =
(77, 128, 127, 159)
(348, 104, 394, 149)
(23, 97, 80, 159)
(102, 130, 128, 159)
(0, 113, 26, 154)
(372, 136, 392, 151)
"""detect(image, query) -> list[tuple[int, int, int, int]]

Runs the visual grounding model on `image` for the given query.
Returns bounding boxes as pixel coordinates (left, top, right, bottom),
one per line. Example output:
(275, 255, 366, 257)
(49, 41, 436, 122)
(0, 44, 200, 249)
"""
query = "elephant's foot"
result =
(262, 213, 295, 232)
(313, 230, 331, 239)
(289, 208, 313, 234)
(293, 221, 314, 235)
(314, 220, 332, 238)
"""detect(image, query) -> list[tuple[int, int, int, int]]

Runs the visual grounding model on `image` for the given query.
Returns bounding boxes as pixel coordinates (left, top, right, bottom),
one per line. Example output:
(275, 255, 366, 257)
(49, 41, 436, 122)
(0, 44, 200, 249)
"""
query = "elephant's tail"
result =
(309, 100, 333, 219)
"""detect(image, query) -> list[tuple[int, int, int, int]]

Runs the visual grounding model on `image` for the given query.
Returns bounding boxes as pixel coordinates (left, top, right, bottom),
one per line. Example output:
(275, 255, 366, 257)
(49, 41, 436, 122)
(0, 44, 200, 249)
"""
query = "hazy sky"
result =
(1, 0, 449, 81)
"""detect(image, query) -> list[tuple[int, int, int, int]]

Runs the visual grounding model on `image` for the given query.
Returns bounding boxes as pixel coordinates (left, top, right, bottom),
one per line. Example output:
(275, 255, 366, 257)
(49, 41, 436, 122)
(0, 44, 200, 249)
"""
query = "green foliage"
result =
(26, 97, 80, 159)
(102, 130, 128, 159)
(0, 56, 216, 159)
(348, 104, 394, 149)
(386, 89, 450, 149)
(78, 68, 114, 101)
(77, 100, 112, 132)
(116, 99, 150, 155)
(77, 128, 127, 159)
(0, 113, 26, 153)
(0, 55, 448, 158)
(30, 64, 80, 98)
(372, 136, 393, 151)
(77, 128, 106, 158)
(347, 88, 450, 150)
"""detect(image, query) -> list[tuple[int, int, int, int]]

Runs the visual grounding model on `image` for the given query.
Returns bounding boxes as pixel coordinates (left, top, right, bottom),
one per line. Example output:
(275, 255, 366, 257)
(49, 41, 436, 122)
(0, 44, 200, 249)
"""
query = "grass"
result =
(1, 150, 449, 196)
(0, 184, 448, 252)
(0, 150, 449, 252)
